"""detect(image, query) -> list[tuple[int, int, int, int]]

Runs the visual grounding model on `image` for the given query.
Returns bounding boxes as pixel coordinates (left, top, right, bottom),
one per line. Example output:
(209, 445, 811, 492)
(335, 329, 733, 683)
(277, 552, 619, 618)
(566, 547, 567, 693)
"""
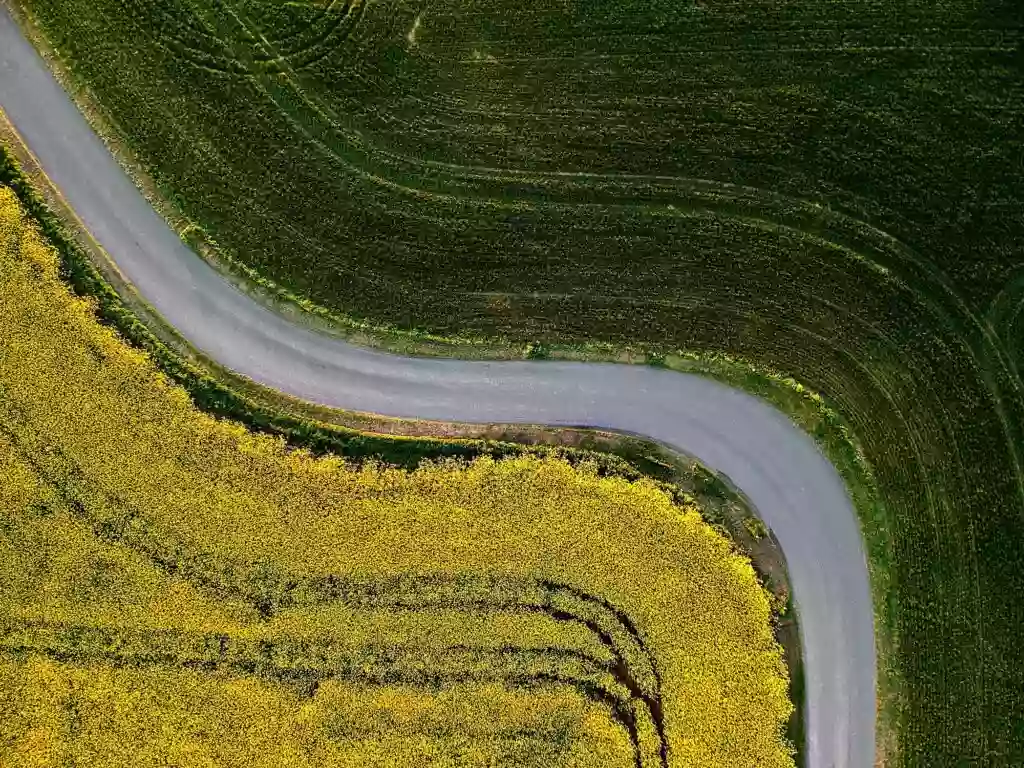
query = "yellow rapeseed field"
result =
(0, 185, 794, 767)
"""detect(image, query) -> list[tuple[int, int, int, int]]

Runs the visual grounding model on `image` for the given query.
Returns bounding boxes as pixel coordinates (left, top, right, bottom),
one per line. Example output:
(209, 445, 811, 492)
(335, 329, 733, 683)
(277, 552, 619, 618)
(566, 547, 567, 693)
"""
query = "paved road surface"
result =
(0, 8, 875, 766)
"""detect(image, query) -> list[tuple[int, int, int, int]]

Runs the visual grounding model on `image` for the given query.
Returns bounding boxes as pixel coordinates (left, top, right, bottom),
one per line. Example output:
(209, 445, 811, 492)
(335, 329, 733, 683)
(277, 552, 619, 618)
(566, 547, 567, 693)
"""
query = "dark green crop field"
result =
(10, 0, 1024, 764)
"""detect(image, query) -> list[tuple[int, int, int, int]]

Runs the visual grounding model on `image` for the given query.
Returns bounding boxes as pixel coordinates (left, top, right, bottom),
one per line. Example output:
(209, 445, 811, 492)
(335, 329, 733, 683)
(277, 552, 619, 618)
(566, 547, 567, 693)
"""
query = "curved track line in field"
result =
(170, 0, 1001, 357)
(187, 1, 975, 322)
(986, 266, 1024, 376)
(1, 629, 653, 766)
(2, 361, 670, 756)
(1, 419, 669, 766)
(0, 9, 874, 768)
(166, 0, 1019, 405)
(243, 0, 367, 69)
(288, 1, 368, 70)
(146, 2, 247, 76)
(262, 0, 345, 48)
(1, 622, 654, 764)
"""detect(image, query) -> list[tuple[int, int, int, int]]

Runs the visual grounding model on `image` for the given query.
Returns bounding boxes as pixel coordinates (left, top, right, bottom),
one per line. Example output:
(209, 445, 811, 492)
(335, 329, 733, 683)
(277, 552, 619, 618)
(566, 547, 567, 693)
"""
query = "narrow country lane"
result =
(0, 7, 875, 767)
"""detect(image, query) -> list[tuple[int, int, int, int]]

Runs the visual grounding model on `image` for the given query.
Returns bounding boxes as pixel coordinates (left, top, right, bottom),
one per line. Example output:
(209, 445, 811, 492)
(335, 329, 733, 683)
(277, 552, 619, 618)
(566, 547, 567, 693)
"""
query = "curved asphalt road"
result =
(0, 9, 874, 767)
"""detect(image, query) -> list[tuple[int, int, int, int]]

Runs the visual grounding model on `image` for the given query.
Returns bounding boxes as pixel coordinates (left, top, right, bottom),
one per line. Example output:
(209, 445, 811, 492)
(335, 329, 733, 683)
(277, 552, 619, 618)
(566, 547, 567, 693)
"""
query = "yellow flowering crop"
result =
(0, 185, 794, 767)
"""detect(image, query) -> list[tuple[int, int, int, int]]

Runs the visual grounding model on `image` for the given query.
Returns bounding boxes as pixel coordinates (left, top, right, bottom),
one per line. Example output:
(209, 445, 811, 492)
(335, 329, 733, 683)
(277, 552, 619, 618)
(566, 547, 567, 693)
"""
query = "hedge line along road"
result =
(0, 8, 874, 768)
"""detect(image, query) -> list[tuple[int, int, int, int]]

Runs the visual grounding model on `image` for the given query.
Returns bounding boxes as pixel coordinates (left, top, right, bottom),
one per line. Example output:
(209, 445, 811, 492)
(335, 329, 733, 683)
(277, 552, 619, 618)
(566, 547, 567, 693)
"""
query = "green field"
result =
(8, 0, 1024, 764)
